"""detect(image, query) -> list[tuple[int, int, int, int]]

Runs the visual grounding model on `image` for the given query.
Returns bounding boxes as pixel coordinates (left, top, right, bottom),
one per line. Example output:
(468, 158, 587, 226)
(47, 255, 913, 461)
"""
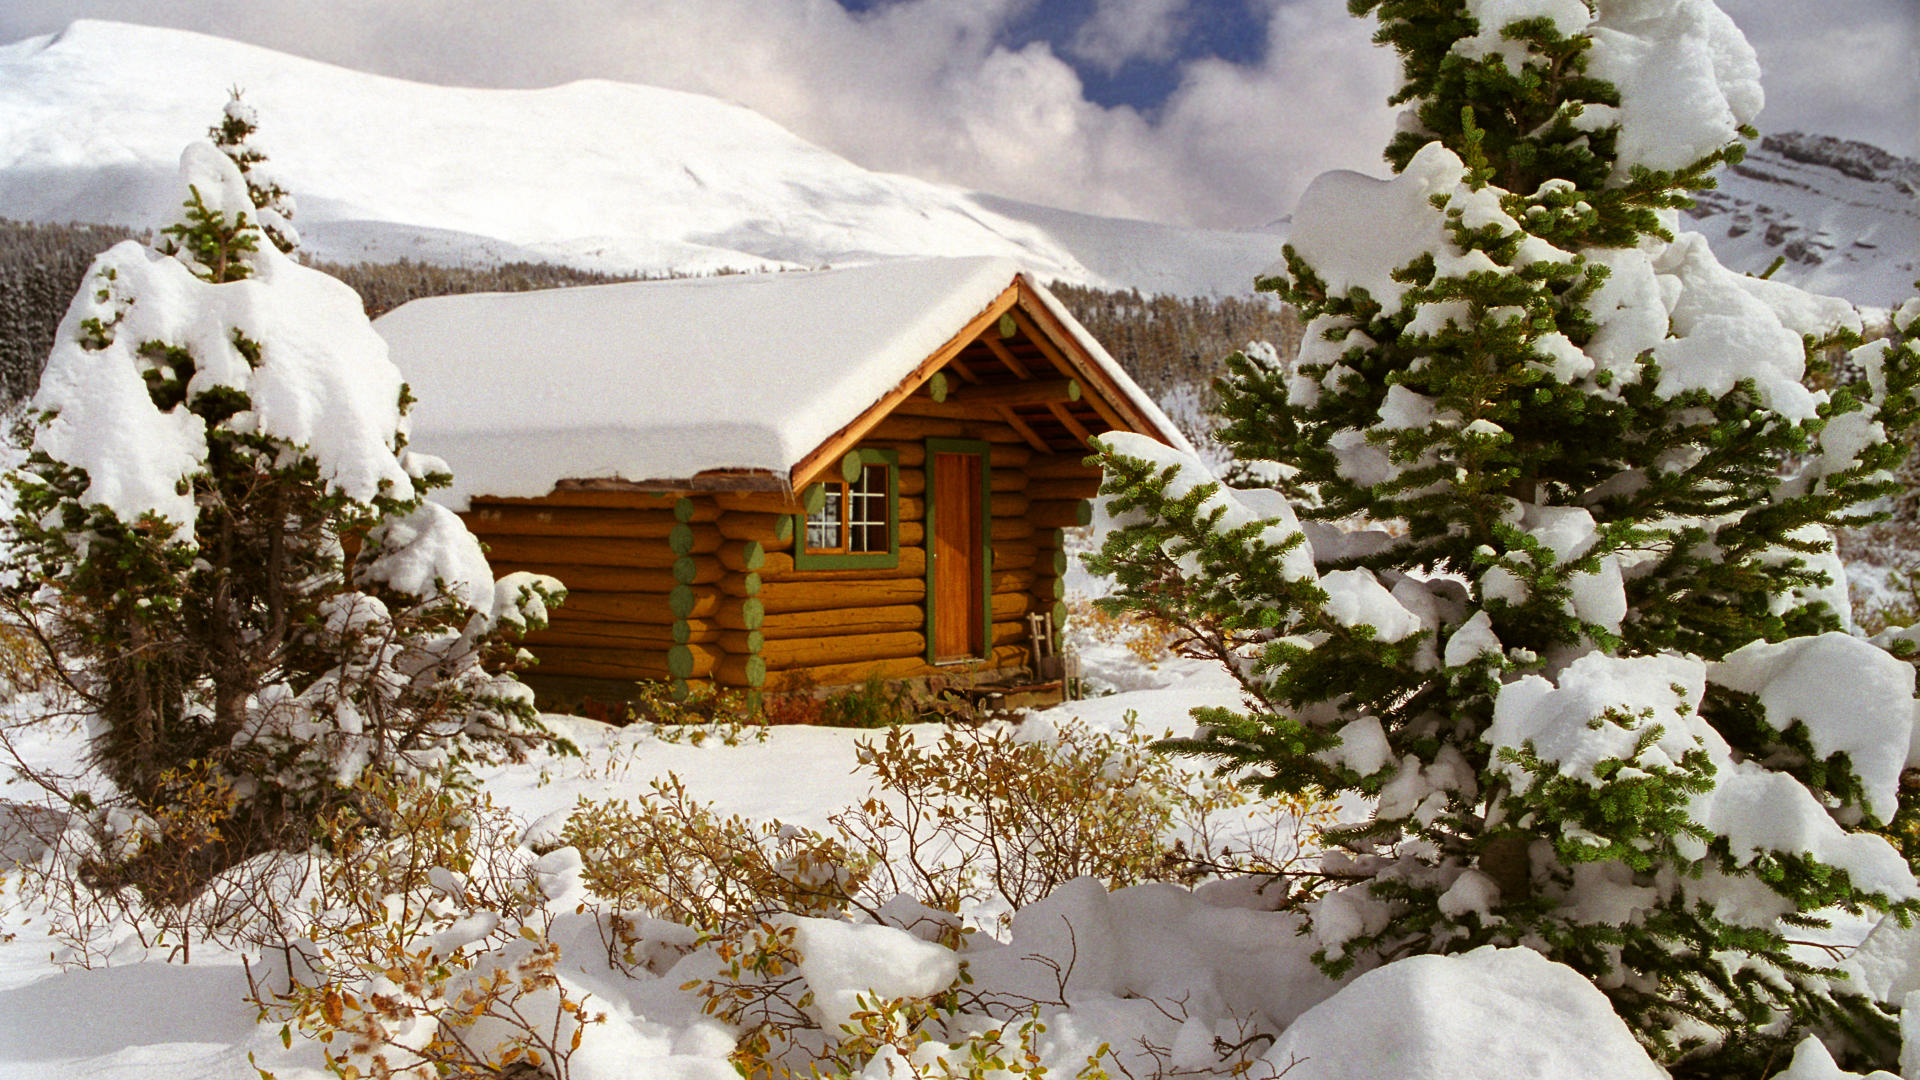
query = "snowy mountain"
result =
(1686, 132, 1919, 307)
(0, 20, 1280, 297)
(0, 21, 1909, 305)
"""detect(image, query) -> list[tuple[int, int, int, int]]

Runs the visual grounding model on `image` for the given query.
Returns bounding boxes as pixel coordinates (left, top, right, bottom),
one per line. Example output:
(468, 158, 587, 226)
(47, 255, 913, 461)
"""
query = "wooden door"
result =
(931, 450, 984, 661)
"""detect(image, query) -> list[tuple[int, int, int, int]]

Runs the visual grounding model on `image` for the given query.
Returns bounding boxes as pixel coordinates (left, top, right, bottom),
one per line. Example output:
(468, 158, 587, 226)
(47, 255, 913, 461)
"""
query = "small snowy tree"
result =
(6, 137, 561, 903)
(1091, 0, 1920, 1071)
(205, 88, 298, 254)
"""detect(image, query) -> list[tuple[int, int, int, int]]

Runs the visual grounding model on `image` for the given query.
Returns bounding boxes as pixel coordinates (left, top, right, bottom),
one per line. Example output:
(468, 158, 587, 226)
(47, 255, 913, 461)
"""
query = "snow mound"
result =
(1260, 947, 1665, 1079)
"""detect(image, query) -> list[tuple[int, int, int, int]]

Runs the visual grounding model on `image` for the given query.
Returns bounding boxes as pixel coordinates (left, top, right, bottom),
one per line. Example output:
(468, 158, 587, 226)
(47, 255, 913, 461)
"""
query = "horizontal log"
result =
(715, 486, 825, 516)
(473, 490, 702, 513)
(668, 677, 713, 703)
(531, 645, 678, 681)
(991, 569, 1037, 594)
(759, 643, 1030, 692)
(716, 512, 794, 549)
(955, 378, 1080, 410)
(733, 598, 765, 630)
(766, 547, 927, 581)
(715, 654, 768, 688)
(762, 655, 932, 692)
(988, 492, 1029, 518)
(898, 497, 925, 522)
(990, 518, 1035, 542)
(716, 630, 767, 655)
(868, 416, 1025, 444)
(670, 522, 725, 555)
(464, 506, 693, 540)
(718, 572, 764, 598)
(757, 577, 926, 613)
(1029, 500, 1093, 529)
(760, 631, 926, 670)
(899, 521, 925, 546)
(719, 541, 767, 574)
(667, 643, 724, 679)
(988, 469, 1029, 493)
(710, 599, 770, 632)
(742, 604, 925, 637)
(481, 535, 683, 569)
(858, 442, 926, 467)
(490, 559, 720, 592)
(1026, 453, 1103, 479)
(557, 589, 716, 623)
(531, 617, 722, 647)
(991, 592, 1034, 621)
(897, 470, 926, 497)
(987, 444, 1033, 469)
(1025, 477, 1103, 503)
(991, 543, 1038, 570)
(991, 620, 1030, 646)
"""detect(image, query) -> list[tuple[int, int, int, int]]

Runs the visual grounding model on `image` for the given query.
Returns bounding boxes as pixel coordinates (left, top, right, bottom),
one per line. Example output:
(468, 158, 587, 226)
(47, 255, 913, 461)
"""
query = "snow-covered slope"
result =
(0, 20, 1278, 297)
(1686, 133, 1919, 307)
(1, 22, 1909, 304)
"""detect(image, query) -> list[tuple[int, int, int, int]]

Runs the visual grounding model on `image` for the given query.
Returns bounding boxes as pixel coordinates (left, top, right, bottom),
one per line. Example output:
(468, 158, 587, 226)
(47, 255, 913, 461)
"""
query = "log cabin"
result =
(376, 256, 1190, 703)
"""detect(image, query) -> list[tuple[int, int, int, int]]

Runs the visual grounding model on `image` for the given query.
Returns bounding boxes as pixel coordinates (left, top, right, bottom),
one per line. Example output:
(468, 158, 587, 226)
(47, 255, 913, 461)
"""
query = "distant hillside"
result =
(1685, 132, 1919, 306)
(0, 19, 1281, 298)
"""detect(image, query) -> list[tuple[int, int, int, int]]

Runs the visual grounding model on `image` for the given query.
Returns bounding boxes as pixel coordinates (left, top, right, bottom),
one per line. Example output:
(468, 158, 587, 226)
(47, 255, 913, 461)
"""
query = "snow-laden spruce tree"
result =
(6, 135, 561, 902)
(1091, 0, 1920, 1070)
(204, 88, 298, 254)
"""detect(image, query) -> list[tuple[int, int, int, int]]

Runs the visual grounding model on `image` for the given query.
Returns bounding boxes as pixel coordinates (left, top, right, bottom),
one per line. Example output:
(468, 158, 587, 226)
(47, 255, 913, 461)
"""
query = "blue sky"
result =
(838, 0, 1272, 112)
(2, 0, 1914, 229)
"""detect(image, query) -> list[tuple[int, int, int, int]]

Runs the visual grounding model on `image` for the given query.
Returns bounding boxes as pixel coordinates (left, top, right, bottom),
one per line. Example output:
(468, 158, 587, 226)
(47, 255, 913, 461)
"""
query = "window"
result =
(794, 449, 899, 569)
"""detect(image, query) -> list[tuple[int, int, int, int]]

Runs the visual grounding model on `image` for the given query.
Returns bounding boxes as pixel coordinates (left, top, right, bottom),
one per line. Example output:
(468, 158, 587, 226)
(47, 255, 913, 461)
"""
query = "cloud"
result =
(0, 0, 1912, 231)
(1718, 0, 1918, 154)
(1068, 0, 1192, 73)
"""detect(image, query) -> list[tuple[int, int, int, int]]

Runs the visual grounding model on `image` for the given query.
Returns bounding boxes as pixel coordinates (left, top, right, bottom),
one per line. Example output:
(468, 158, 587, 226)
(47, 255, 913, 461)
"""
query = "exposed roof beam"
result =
(981, 333, 1033, 379)
(1047, 401, 1096, 448)
(953, 378, 1079, 409)
(788, 282, 1019, 490)
(998, 406, 1054, 453)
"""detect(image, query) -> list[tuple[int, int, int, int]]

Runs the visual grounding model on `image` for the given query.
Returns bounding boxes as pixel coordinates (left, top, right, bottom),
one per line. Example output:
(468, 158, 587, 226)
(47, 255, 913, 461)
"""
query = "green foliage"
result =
(4, 123, 562, 908)
(1092, 2, 1920, 1071)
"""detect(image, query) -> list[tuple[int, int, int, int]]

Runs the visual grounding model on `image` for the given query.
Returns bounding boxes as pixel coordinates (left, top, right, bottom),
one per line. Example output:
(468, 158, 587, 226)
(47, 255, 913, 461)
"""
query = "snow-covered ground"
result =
(0, 644, 1264, 1080)
(0, 637, 1721, 1080)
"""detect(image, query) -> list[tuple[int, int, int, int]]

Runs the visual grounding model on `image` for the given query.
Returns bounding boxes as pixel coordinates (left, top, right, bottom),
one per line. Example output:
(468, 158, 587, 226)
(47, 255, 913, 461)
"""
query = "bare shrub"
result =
(248, 773, 604, 1080)
(833, 716, 1326, 915)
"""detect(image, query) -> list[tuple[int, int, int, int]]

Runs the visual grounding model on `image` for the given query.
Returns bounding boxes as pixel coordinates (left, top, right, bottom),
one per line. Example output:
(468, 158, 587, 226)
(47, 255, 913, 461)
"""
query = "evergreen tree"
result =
(6, 138, 561, 903)
(206, 88, 299, 254)
(1091, 0, 1920, 1070)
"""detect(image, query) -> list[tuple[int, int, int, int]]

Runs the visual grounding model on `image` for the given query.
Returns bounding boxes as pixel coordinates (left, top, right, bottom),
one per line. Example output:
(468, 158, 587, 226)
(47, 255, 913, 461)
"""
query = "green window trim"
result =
(922, 438, 994, 664)
(792, 448, 900, 570)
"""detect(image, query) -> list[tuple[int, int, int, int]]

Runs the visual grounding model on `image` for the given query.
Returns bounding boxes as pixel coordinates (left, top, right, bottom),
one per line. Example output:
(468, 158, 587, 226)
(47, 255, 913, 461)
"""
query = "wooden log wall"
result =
(470, 490, 766, 702)
(465, 366, 1110, 703)
(740, 379, 1103, 694)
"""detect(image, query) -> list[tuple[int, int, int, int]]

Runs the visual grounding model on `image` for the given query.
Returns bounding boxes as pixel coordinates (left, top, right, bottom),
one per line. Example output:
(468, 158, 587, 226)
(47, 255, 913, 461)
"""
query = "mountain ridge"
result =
(0, 19, 1910, 304)
(0, 19, 1280, 297)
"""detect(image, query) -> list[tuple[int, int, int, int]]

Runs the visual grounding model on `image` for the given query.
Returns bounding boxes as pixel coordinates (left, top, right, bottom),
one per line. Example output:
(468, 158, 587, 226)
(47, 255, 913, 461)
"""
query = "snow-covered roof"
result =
(377, 256, 1185, 507)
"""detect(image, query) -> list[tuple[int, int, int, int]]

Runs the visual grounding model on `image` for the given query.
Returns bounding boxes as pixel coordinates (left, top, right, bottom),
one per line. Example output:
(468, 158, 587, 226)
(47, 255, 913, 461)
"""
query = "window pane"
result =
(849, 463, 890, 553)
(806, 485, 844, 551)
